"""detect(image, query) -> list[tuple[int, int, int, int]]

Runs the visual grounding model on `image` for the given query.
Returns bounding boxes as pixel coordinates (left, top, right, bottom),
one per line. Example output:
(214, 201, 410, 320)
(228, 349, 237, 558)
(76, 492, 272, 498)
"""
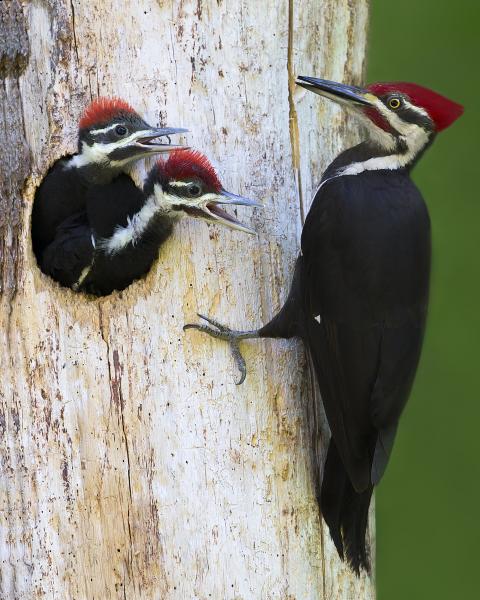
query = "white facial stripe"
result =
(169, 181, 190, 188)
(334, 96, 431, 176)
(66, 134, 144, 169)
(370, 97, 429, 138)
(89, 123, 122, 136)
(402, 100, 429, 118)
(312, 94, 433, 197)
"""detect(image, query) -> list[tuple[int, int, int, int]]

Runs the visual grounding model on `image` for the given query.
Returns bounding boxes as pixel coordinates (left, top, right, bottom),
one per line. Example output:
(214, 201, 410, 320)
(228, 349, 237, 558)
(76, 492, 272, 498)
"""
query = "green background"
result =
(367, 1, 479, 598)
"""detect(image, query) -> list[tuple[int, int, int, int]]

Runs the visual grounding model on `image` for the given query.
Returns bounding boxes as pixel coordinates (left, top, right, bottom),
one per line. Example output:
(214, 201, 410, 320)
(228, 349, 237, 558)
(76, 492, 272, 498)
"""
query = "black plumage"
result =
(32, 159, 89, 258)
(256, 162, 431, 571)
(37, 174, 173, 296)
(36, 150, 260, 296)
(31, 96, 186, 282)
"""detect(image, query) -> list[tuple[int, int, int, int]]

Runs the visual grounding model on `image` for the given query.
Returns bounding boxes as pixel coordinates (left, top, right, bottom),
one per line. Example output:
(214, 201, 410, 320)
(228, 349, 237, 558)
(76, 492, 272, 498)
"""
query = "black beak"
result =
(296, 76, 373, 107)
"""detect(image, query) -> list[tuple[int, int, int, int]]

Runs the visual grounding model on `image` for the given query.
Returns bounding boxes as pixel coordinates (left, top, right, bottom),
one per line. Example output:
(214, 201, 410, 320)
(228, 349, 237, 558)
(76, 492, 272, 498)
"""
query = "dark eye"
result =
(115, 125, 128, 136)
(388, 97, 402, 110)
(187, 183, 202, 197)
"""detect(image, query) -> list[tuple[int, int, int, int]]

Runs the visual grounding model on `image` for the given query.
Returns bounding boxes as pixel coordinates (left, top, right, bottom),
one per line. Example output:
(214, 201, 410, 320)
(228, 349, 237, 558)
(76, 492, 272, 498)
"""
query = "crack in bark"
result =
(69, 0, 79, 63)
(98, 306, 135, 583)
(287, 0, 304, 225)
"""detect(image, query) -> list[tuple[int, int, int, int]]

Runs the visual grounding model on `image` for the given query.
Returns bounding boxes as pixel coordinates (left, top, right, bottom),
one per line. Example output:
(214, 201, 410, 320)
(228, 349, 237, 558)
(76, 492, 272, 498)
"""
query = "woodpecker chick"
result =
(185, 78, 463, 573)
(32, 97, 187, 261)
(43, 150, 261, 296)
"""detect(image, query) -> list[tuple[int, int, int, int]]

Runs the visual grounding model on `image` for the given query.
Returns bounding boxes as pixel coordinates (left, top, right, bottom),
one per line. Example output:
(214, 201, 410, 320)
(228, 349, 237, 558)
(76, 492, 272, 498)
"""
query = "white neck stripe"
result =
(97, 185, 180, 255)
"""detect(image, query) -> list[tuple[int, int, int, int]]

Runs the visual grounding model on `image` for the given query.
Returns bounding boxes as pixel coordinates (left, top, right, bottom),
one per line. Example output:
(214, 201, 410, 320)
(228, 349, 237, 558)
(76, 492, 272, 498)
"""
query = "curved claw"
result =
(230, 340, 247, 385)
(196, 313, 229, 332)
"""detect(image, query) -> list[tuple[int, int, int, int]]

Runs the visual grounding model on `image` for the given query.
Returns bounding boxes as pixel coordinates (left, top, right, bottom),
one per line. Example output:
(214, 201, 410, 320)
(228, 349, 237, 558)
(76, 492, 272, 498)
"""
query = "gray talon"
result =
(183, 314, 258, 384)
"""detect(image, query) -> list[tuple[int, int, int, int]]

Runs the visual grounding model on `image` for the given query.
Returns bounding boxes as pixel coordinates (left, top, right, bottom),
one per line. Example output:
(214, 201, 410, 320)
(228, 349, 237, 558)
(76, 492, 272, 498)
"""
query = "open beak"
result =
(134, 127, 189, 153)
(296, 76, 374, 107)
(202, 190, 263, 234)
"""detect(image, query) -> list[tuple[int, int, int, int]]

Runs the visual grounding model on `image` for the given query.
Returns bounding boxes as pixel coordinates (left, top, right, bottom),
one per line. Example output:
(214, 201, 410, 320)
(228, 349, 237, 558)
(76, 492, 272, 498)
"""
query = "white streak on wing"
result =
(72, 263, 94, 291)
(72, 234, 96, 291)
(312, 174, 342, 198)
(314, 314, 321, 324)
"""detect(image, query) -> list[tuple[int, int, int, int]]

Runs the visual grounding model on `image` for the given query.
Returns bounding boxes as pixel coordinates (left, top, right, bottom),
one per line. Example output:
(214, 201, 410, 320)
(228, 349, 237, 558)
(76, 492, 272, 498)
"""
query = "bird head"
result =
(74, 97, 187, 173)
(296, 76, 463, 159)
(144, 150, 261, 234)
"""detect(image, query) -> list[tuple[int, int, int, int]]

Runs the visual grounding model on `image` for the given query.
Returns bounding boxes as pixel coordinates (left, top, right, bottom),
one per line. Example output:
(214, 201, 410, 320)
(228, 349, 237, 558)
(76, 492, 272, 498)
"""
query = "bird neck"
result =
(97, 190, 176, 256)
(64, 156, 122, 185)
(324, 127, 434, 182)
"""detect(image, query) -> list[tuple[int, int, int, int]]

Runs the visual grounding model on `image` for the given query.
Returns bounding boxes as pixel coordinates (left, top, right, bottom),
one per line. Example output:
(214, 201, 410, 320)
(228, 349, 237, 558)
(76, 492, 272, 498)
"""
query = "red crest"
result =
(79, 97, 137, 130)
(159, 150, 222, 191)
(367, 82, 464, 131)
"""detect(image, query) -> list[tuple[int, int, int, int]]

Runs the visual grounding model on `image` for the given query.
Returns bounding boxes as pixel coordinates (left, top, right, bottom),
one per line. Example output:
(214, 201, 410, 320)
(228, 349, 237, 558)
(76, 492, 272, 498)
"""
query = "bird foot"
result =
(183, 313, 258, 385)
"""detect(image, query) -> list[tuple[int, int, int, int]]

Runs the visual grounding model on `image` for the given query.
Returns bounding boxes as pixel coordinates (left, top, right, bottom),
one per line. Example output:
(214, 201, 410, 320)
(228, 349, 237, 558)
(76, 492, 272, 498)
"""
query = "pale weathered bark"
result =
(0, 1, 373, 598)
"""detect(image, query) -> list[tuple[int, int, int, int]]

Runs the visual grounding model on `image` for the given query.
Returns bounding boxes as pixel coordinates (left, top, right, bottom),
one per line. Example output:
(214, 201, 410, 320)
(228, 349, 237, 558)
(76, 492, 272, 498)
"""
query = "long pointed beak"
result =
(134, 127, 189, 153)
(219, 189, 263, 208)
(296, 76, 374, 107)
(203, 190, 262, 235)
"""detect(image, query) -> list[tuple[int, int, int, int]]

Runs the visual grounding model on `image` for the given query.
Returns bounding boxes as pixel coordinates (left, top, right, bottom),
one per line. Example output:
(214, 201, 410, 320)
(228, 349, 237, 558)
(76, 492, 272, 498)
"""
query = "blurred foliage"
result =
(367, 1, 480, 598)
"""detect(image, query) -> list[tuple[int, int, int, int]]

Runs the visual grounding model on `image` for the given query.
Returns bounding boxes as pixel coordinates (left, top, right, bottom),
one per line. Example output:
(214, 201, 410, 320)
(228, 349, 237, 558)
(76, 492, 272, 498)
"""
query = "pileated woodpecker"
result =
(42, 150, 260, 296)
(32, 97, 186, 266)
(184, 78, 463, 572)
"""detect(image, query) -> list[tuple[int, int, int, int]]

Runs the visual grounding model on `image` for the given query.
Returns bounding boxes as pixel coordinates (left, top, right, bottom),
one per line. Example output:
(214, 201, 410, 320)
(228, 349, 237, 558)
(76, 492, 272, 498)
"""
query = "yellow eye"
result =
(388, 97, 401, 109)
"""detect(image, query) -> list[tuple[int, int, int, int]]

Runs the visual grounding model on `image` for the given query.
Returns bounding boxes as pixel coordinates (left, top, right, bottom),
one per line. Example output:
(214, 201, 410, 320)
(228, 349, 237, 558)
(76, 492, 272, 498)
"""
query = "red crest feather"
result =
(79, 97, 137, 130)
(367, 82, 464, 132)
(159, 150, 222, 191)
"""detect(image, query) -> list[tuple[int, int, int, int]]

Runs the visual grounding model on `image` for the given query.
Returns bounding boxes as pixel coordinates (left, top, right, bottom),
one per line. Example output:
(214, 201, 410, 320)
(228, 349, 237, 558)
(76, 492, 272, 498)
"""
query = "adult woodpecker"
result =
(32, 97, 187, 263)
(184, 78, 463, 572)
(42, 150, 261, 296)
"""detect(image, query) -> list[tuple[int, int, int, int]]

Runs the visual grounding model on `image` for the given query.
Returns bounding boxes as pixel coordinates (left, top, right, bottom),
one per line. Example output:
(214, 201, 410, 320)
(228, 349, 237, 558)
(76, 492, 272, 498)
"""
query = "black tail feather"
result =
(320, 440, 373, 574)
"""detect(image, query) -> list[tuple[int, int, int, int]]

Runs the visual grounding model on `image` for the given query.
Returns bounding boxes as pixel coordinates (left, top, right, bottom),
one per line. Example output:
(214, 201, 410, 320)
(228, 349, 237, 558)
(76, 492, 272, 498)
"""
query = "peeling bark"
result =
(0, 1, 373, 598)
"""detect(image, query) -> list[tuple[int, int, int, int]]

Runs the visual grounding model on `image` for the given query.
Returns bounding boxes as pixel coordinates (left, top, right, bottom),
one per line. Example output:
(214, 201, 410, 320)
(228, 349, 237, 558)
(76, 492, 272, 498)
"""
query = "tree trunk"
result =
(0, 1, 373, 598)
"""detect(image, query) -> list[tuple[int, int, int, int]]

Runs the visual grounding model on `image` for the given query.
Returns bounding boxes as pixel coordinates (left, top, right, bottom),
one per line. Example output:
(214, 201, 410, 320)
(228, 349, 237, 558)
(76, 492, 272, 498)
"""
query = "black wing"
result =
(39, 211, 94, 289)
(32, 160, 87, 256)
(301, 170, 431, 491)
